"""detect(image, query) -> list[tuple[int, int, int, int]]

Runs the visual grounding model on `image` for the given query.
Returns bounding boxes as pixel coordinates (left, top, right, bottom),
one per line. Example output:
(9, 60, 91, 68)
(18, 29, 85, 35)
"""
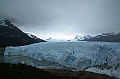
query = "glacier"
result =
(4, 42, 120, 78)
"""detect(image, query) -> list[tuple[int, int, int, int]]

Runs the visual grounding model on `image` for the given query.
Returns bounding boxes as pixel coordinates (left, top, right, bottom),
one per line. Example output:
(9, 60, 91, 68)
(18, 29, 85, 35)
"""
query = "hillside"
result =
(0, 19, 45, 47)
(88, 32, 120, 42)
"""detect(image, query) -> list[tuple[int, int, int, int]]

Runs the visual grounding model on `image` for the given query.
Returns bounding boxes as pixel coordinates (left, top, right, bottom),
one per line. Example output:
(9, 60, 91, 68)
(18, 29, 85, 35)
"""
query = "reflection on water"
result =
(0, 48, 75, 70)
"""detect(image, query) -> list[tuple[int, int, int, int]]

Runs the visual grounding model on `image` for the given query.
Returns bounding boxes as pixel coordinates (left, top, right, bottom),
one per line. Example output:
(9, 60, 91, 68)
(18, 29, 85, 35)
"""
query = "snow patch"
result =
(75, 35, 92, 41)
(26, 33, 38, 39)
(0, 20, 8, 26)
(26, 33, 34, 38)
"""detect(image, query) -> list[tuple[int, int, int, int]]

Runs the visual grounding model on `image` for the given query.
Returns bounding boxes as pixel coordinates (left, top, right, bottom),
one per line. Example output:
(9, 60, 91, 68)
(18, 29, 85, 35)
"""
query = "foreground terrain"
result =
(0, 63, 118, 79)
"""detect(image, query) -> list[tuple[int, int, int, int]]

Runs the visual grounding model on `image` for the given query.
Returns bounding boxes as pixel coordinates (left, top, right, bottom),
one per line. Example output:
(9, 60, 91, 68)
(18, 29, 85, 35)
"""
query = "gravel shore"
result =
(0, 63, 118, 79)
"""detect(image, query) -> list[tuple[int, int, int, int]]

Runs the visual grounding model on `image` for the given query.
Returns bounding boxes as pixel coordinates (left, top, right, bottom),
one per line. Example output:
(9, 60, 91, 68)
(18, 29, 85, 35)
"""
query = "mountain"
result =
(75, 35, 92, 41)
(26, 33, 45, 42)
(88, 31, 120, 42)
(0, 19, 45, 47)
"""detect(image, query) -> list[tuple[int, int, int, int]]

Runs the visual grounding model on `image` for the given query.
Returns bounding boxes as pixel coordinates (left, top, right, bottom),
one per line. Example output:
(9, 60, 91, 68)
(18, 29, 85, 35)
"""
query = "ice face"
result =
(4, 42, 120, 78)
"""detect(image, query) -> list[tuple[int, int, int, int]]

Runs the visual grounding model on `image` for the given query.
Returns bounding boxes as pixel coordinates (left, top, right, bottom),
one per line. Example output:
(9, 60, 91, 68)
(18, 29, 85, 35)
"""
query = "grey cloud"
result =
(0, 0, 120, 38)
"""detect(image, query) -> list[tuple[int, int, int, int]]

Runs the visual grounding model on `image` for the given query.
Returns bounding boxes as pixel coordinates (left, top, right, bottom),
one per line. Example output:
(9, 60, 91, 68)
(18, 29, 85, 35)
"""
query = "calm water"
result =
(0, 48, 75, 70)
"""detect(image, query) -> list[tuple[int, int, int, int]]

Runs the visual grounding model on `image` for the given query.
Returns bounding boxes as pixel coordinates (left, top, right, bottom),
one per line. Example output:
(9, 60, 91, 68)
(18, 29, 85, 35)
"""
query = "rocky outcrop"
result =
(0, 19, 45, 47)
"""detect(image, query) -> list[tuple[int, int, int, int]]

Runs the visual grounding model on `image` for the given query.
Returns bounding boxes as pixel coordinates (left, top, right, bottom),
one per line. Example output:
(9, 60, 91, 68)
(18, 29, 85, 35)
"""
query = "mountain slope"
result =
(0, 19, 45, 47)
(26, 33, 46, 42)
(88, 31, 120, 42)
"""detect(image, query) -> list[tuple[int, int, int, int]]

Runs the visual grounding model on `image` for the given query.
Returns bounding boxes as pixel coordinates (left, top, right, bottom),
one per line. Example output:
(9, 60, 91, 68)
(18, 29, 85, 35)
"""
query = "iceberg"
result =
(4, 42, 120, 78)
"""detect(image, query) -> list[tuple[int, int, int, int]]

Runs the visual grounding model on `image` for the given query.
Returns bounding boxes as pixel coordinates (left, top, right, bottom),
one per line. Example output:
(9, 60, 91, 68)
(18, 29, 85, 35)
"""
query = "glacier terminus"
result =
(4, 42, 120, 78)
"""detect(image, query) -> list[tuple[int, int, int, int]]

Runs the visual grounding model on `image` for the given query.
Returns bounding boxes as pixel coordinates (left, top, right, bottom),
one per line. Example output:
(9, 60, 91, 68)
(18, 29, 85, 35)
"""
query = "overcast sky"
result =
(0, 0, 120, 39)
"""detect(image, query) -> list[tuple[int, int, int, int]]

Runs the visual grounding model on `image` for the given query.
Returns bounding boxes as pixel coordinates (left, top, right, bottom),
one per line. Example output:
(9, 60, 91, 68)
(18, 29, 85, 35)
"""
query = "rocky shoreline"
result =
(41, 69, 118, 79)
(0, 63, 118, 79)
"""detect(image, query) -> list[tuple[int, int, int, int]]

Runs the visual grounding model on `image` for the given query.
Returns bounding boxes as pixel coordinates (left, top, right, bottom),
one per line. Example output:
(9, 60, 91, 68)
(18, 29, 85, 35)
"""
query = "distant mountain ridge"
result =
(87, 31, 120, 42)
(0, 19, 45, 47)
(75, 35, 92, 41)
(75, 31, 120, 42)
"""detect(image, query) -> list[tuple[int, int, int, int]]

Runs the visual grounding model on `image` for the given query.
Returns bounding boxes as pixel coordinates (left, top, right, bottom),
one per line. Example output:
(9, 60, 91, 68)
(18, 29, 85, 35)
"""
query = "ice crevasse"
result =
(4, 42, 120, 78)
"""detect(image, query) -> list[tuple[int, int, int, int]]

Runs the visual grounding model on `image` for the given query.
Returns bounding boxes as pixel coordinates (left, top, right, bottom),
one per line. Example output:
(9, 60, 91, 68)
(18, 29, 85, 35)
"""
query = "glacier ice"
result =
(4, 42, 120, 78)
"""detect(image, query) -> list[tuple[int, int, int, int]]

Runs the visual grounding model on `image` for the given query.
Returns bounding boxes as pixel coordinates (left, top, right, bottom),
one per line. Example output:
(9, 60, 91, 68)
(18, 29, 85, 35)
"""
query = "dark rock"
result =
(0, 19, 46, 47)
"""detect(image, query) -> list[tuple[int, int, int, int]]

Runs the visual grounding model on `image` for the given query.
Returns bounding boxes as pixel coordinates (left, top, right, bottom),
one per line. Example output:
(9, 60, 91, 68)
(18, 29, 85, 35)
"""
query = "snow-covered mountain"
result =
(75, 31, 120, 42)
(0, 19, 45, 47)
(75, 35, 92, 41)
(88, 31, 120, 42)
(26, 33, 38, 39)
(96, 31, 120, 38)
(26, 33, 46, 42)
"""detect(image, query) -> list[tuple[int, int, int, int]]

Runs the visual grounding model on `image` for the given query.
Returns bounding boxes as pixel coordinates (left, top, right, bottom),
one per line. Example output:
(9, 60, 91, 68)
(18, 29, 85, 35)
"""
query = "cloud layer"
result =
(0, 0, 120, 39)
